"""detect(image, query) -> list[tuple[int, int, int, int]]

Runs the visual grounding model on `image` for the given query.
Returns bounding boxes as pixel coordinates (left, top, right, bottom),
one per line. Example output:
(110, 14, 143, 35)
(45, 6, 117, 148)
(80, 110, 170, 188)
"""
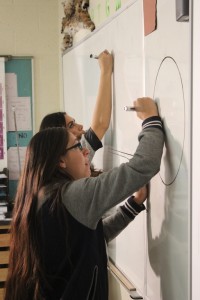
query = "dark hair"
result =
(39, 112, 66, 131)
(90, 163, 103, 177)
(4, 128, 71, 300)
(39, 112, 103, 178)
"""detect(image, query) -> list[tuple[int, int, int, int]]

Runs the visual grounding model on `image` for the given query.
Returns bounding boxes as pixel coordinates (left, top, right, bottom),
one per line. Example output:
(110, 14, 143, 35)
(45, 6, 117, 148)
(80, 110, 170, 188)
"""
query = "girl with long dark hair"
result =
(4, 97, 164, 300)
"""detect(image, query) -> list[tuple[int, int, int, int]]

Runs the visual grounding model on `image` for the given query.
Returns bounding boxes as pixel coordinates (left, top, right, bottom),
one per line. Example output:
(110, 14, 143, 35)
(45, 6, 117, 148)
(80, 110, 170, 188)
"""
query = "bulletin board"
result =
(0, 58, 7, 169)
(5, 57, 34, 201)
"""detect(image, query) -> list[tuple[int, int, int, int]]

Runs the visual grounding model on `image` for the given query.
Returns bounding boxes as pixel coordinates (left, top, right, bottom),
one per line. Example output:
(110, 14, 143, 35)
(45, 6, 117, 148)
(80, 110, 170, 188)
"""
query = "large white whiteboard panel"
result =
(145, 1, 190, 300)
(62, 0, 146, 293)
(62, 0, 191, 299)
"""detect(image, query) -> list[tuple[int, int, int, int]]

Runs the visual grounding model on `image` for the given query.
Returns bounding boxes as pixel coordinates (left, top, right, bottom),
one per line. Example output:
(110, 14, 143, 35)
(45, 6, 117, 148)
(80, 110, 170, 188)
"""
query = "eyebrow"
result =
(67, 119, 75, 124)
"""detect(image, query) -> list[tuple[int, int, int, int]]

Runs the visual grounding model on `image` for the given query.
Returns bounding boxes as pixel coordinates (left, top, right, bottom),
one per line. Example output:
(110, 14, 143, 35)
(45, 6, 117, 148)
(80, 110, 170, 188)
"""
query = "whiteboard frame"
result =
(191, 0, 200, 299)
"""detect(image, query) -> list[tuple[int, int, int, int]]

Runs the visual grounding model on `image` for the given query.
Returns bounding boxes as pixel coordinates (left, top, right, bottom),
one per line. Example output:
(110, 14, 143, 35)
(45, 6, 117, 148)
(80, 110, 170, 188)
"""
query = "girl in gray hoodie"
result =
(5, 97, 164, 300)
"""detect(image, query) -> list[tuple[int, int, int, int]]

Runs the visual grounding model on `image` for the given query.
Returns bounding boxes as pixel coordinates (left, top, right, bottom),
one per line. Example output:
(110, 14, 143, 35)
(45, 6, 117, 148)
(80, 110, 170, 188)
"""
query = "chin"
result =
(86, 168, 91, 178)
(79, 170, 90, 179)
(86, 170, 91, 178)
(77, 134, 82, 140)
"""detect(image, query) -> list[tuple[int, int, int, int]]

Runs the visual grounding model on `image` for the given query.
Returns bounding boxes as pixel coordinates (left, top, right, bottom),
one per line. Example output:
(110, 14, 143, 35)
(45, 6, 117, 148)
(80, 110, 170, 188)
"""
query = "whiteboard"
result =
(145, 1, 190, 299)
(62, 0, 190, 299)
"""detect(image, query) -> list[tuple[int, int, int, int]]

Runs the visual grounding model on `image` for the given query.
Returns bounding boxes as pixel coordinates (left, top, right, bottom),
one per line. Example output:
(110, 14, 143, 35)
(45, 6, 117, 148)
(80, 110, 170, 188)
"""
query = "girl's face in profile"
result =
(65, 114, 85, 140)
(60, 133, 91, 179)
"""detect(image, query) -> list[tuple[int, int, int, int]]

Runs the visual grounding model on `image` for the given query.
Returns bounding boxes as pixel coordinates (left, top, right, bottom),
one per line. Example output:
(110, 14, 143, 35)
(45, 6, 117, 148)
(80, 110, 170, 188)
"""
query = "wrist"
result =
(131, 195, 146, 207)
(100, 70, 112, 77)
(120, 196, 146, 219)
(133, 196, 145, 206)
(142, 116, 163, 132)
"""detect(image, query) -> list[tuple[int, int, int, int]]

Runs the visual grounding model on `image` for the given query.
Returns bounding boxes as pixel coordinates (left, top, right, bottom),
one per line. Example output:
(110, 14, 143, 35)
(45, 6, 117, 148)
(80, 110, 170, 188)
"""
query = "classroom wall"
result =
(0, 0, 61, 131)
(0, 0, 132, 131)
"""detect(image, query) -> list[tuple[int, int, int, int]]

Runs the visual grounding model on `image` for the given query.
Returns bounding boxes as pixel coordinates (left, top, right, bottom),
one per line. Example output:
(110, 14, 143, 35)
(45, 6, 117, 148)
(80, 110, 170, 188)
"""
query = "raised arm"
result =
(90, 50, 113, 140)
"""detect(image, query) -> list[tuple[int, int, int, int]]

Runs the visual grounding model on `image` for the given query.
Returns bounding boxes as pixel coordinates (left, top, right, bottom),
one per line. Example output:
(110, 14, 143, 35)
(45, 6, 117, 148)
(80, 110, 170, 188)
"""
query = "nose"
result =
(75, 122, 83, 131)
(82, 147, 90, 156)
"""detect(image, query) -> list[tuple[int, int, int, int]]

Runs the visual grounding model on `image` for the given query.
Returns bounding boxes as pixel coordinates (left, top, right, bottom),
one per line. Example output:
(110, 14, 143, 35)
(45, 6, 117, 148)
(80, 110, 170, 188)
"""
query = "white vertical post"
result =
(191, 0, 200, 299)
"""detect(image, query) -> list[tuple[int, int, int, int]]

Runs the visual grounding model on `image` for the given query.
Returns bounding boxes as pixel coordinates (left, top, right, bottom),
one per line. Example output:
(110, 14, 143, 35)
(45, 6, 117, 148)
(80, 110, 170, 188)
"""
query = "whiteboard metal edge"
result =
(191, 0, 200, 299)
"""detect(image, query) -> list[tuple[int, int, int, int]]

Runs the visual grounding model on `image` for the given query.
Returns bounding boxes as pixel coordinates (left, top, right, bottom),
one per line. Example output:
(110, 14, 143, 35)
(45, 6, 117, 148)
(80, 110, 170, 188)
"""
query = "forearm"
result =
(91, 72, 112, 140)
(103, 197, 146, 243)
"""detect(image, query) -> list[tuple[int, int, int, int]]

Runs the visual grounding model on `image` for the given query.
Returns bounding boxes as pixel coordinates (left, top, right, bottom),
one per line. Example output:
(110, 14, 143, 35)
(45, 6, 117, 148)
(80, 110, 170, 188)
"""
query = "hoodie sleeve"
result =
(103, 196, 146, 243)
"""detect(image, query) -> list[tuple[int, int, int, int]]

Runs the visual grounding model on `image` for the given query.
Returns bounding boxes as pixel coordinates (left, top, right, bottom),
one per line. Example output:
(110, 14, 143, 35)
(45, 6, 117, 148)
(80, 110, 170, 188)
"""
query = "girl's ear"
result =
(59, 156, 67, 169)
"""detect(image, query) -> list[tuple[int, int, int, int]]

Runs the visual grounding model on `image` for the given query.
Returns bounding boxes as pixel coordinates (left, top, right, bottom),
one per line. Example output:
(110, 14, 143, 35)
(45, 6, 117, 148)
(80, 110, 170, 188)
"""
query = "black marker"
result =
(90, 54, 99, 59)
(124, 106, 136, 111)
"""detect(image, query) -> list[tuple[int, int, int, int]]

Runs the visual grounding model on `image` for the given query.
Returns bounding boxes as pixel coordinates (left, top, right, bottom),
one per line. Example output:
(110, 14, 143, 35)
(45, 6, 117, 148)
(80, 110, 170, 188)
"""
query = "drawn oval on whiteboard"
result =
(153, 56, 185, 185)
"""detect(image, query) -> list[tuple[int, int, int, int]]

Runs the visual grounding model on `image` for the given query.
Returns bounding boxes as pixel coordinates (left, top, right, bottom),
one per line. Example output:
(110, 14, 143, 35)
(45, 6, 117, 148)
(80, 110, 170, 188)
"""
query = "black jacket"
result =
(38, 198, 108, 300)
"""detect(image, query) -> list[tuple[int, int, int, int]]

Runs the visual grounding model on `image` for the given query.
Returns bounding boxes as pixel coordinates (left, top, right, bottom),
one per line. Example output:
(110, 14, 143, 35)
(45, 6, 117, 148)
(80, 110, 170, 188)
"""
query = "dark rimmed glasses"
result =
(66, 142, 83, 152)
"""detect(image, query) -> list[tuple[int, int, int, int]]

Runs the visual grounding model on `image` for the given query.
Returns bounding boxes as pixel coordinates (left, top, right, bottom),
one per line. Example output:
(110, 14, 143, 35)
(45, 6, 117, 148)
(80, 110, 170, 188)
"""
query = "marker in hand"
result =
(124, 106, 136, 111)
(90, 54, 99, 59)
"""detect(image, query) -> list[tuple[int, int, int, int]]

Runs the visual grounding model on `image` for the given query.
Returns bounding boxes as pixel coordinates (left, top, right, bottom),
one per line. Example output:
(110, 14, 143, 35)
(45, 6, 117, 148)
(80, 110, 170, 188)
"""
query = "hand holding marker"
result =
(124, 106, 136, 111)
(90, 54, 136, 111)
(90, 54, 99, 59)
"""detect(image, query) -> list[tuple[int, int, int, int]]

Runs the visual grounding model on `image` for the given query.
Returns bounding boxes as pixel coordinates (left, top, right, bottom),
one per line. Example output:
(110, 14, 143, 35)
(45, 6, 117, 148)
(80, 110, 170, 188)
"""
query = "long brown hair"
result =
(39, 112, 66, 131)
(4, 128, 71, 300)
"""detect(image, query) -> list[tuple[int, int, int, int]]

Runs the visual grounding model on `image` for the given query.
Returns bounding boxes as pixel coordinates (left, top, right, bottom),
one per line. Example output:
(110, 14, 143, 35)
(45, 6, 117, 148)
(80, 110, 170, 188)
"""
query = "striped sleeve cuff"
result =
(142, 116, 163, 132)
(84, 127, 103, 151)
(120, 196, 146, 219)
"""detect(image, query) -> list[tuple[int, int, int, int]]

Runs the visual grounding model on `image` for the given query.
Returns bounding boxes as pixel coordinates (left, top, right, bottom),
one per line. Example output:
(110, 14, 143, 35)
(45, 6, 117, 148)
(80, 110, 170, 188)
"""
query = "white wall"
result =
(0, 0, 61, 131)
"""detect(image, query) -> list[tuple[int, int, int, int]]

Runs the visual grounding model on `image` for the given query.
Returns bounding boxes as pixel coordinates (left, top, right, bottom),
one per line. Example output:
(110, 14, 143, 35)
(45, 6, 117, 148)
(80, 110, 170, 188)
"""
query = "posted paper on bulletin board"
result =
(5, 57, 33, 200)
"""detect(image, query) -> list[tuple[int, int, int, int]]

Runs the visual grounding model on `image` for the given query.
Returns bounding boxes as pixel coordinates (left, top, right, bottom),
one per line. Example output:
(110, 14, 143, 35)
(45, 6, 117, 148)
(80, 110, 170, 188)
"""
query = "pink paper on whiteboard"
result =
(143, 0, 157, 36)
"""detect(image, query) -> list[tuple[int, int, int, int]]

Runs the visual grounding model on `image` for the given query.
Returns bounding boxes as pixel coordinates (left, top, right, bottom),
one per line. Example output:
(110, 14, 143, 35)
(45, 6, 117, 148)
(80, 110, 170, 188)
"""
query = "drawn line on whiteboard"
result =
(110, 148, 133, 157)
(108, 151, 132, 161)
(153, 56, 185, 186)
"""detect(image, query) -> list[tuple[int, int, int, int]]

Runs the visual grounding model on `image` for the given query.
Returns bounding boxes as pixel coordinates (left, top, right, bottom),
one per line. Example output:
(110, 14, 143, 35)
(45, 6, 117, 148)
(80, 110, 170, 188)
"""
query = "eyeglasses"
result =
(66, 119, 76, 129)
(66, 142, 83, 152)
